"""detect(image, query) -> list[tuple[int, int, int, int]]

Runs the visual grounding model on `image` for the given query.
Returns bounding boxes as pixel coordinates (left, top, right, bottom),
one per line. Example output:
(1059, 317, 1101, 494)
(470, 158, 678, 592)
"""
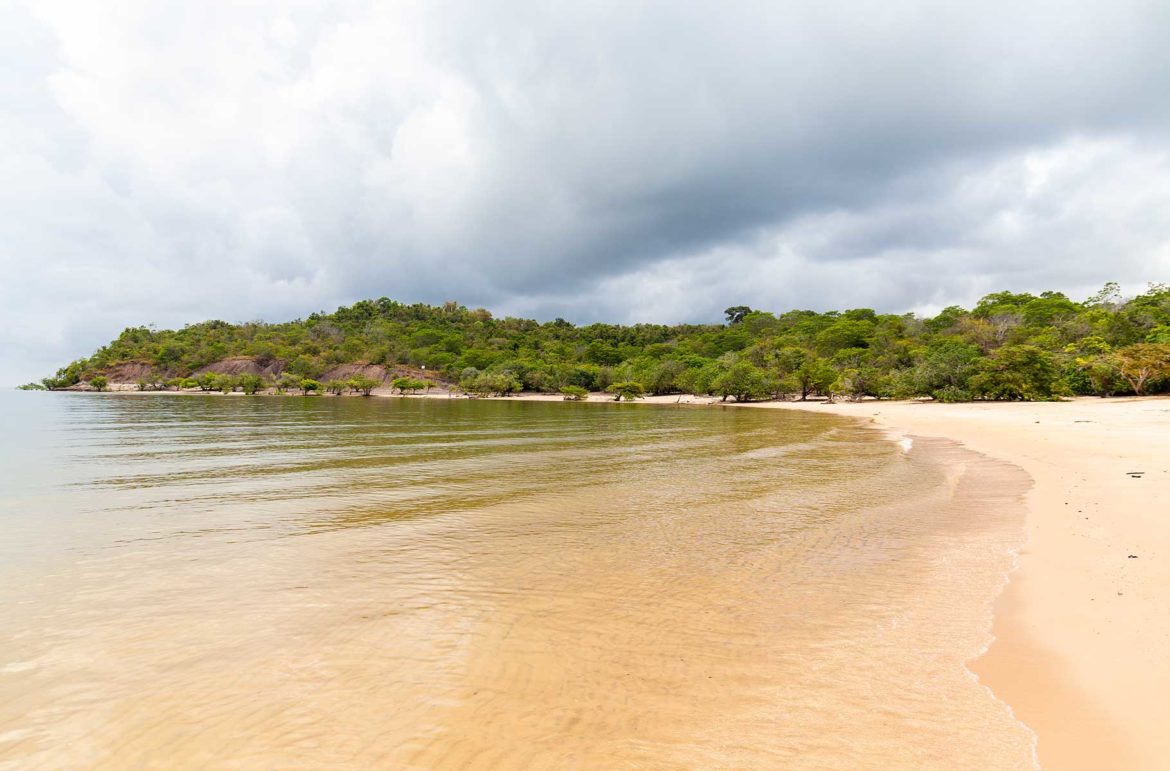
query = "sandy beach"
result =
(437, 391, 1170, 767)
(724, 396, 1170, 770)
(368, 388, 1170, 766)
(2, 392, 1042, 768)
(62, 386, 1170, 767)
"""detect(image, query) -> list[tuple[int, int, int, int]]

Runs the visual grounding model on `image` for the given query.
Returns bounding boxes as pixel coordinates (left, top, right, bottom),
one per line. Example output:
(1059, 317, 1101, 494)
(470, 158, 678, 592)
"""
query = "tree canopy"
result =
(38, 284, 1170, 402)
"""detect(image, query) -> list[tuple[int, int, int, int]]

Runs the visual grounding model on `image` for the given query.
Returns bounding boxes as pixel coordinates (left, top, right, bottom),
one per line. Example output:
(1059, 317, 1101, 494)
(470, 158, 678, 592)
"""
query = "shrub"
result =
(560, 385, 589, 400)
(607, 381, 645, 401)
(238, 374, 265, 394)
(391, 376, 429, 395)
(275, 373, 301, 393)
(1074, 355, 1121, 397)
(711, 361, 772, 402)
(969, 345, 1061, 401)
(465, 373, 520, 396)
(833, 366, 888, 401)
(348, 376, 380, 395)
(931, 385, 971, 403)
(211, 374, 237, 394)
(90, 375, 109, 392)
(147, 370, 168, 390)
(910, 341, 982, 398)
(1111, 343, 1170, 395)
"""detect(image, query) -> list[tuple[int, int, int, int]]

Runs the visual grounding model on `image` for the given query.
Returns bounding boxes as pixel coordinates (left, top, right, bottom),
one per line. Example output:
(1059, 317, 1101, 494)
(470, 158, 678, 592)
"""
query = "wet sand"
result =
(736, 396, 1170, 770)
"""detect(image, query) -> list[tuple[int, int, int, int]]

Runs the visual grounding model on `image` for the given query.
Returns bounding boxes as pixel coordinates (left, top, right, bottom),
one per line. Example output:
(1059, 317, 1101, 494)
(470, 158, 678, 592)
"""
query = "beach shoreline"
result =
(725, 395, 1170, 770)
(2, 391, 1046, 767)
(45, 386, 1170, 766)
(416, 390, 1170, 767)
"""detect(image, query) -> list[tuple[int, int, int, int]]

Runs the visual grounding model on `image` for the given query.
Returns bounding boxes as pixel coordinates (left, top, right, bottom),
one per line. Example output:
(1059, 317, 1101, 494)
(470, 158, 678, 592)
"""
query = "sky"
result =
(3, 1, 1170, 384)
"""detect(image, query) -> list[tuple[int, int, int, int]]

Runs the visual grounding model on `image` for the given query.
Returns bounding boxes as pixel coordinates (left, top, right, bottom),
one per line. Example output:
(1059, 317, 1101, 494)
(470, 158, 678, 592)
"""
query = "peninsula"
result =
(27, 284, 1170, 402)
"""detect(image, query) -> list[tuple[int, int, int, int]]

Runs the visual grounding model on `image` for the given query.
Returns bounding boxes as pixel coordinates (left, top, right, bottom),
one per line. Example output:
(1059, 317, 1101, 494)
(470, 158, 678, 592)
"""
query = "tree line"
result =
(27, 283, 1170, 402)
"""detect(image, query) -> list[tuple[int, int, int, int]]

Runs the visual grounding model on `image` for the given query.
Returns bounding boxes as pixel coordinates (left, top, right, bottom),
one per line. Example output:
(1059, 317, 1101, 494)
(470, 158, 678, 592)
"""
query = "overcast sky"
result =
(4, 1, 1170, 383)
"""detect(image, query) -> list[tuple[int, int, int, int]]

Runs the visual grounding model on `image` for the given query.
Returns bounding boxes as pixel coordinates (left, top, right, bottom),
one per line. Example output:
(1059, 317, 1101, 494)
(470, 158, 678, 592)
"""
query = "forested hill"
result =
(29, 283, 1170, 401)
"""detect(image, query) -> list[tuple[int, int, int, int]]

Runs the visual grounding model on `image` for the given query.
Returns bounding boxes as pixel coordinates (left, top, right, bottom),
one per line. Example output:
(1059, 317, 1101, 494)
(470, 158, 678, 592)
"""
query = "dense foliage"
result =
(39, 284, 1170, 401)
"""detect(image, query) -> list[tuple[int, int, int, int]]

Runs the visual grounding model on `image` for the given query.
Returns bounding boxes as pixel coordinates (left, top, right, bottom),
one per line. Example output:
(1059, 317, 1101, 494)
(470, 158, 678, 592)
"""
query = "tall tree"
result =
(724, 306, 753, 325)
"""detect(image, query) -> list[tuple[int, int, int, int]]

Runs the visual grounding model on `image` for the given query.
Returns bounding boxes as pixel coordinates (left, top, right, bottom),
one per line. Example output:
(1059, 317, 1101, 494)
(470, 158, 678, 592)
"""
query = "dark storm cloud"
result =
(3, 0, 1170, 381)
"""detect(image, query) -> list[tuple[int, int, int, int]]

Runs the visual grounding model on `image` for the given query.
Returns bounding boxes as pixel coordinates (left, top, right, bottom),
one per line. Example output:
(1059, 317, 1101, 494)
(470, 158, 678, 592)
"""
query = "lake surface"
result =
(0, 392, 1035, 769)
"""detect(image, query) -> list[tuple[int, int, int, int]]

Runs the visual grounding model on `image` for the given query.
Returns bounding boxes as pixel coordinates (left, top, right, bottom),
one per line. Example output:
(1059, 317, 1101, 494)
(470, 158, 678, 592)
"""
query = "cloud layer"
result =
(4, 0, 1170, 382)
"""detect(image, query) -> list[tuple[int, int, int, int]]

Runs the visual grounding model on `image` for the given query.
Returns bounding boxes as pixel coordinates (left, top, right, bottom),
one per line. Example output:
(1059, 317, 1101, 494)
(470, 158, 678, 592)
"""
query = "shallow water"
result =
(0, 392, 1034, 769)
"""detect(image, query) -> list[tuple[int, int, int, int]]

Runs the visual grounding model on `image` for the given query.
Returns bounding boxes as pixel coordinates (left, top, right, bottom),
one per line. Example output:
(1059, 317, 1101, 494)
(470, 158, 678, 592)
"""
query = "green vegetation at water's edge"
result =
(37, 283, 1170, 401)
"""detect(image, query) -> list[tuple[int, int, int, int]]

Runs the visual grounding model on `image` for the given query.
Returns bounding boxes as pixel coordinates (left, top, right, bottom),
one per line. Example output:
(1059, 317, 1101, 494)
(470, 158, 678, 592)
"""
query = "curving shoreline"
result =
(38, 387, 1170, 766)
(729, 395, 1170, 770)
(439, 391, 1170, 767)
(1, 392, 1041, 767)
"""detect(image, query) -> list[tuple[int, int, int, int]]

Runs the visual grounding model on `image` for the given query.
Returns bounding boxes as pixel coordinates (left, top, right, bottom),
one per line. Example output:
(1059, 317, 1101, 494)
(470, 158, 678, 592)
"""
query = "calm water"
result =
(0, 392, 1035, 769)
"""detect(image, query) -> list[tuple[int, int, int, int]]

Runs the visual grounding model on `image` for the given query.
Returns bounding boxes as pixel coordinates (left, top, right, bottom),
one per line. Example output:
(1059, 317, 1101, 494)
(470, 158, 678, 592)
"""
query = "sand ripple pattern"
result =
(0, 394, 1035, 769)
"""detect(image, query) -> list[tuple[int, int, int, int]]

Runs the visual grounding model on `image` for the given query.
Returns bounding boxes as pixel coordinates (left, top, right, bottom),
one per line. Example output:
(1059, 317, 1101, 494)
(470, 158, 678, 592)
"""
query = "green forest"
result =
(28, 282, 1170, 401)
